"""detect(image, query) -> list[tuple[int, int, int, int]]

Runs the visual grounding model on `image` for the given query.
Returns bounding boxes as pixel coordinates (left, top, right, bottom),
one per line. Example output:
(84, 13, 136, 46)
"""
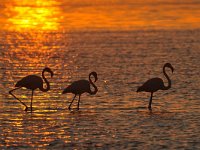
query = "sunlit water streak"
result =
(1, 0, 200, 31)
(0, 30, 200, 149)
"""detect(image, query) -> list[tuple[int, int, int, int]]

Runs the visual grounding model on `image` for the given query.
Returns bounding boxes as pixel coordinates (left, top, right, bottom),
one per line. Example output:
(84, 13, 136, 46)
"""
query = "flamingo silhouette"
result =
(137, 63, 174, 110)
(9, 67, 54, 112)
(62, 71, 98, 110)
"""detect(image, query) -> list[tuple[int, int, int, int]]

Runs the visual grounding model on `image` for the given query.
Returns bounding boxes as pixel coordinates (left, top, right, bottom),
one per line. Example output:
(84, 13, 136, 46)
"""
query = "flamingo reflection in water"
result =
(9, 67, 54, 112)
(137, 63, 174, 110)
(62, 72, 98, 110)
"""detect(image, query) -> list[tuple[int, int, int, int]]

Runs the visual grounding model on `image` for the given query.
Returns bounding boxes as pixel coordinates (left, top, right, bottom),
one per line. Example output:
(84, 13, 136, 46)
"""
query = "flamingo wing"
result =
(62, 80, 90, 95)
(15, 75, 43, 90)
(137, 77, 164, 93)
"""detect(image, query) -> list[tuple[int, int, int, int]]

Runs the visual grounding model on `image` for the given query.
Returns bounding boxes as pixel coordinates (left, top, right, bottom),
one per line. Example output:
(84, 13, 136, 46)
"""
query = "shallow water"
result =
(1, 0, 200, 149)
(0, 29, 200, 149)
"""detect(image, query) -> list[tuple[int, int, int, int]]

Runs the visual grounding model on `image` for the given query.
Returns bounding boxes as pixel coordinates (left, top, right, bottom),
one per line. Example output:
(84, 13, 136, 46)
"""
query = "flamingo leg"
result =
(77, 94, 81, 110)
(148, 92, 153, 110)
(9, 87, 28, 110)
(30, 90, 34, 112)
(68, 94, 76, 110)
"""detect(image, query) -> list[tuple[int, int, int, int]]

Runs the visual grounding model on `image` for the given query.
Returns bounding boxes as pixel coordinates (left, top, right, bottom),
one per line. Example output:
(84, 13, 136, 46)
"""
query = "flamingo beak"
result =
(51, 72, 54, 77)
(95, 76, 98, 82)
(171, 67, 174, 73)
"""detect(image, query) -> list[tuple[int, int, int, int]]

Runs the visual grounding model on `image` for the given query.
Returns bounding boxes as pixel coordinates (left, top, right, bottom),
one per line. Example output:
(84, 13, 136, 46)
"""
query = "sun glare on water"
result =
(6, 0, 62, 31)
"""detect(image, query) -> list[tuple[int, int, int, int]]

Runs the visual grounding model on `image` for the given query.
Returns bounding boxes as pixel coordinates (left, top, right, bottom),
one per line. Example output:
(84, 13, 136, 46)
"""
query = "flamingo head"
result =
(90, 71, 98, 82)
(164, 63, 174, 73)
(44, 67, 54, 77)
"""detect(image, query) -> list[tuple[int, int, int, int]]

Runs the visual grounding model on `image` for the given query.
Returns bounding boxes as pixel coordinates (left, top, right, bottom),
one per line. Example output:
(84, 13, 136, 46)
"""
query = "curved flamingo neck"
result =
(40, 70, 50, 92)
(162, 65, 171, 90)
(89, 73, 98, 95)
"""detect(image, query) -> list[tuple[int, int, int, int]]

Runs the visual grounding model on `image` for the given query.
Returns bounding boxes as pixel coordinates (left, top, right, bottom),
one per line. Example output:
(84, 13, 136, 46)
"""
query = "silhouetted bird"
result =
(62, 72, 98, 110)
(137, 63, 174, 110)
(9, 67, 53, 112)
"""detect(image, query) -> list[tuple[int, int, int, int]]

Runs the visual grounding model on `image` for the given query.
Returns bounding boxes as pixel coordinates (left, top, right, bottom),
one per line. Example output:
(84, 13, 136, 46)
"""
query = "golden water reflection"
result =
(5, 0, 62, 31)
(1, 0, 200, 31)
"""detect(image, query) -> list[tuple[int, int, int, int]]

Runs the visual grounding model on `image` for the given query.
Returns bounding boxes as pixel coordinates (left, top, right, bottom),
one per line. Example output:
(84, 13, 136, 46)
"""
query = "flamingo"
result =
(9, 67, 54, 112)
(62, 71, 98, 110)
(137, 63, 174, 110)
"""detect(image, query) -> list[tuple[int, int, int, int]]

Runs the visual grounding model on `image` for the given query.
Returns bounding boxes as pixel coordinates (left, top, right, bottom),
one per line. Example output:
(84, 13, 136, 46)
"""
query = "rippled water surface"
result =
(0, 29, 200, 149)
(0, 0, 200, 149)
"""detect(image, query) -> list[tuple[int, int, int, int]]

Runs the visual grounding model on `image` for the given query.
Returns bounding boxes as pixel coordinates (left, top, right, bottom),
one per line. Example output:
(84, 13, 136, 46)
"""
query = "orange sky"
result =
(1, 0, 200, 31)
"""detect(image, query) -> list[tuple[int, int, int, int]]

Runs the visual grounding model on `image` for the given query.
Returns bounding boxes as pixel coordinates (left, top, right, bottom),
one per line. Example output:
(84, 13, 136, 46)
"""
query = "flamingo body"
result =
(15, 75, 43, 90)
(137, 77, 164, 93)
(9, 67, 53, 112)
(137, 63, 174, 110)
(62, 72, 98, 110)
(62, 80, 91, 95)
